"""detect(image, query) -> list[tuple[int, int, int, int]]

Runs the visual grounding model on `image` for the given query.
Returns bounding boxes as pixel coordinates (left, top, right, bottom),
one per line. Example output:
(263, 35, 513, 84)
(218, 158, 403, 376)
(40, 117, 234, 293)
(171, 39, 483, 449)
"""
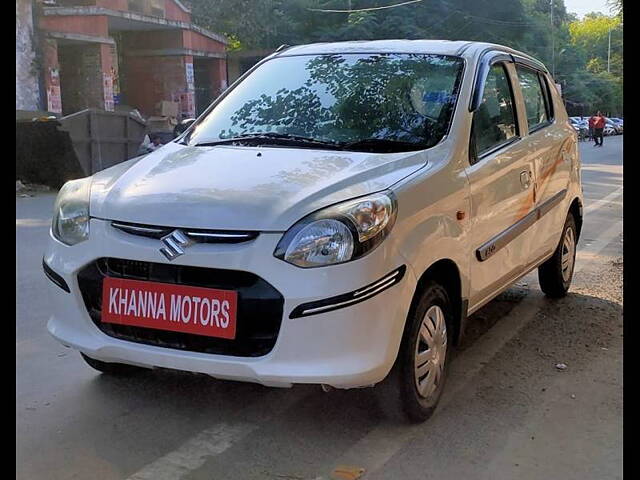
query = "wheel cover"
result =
(561, 226, 576, 283)
(414, 305, 447, 399)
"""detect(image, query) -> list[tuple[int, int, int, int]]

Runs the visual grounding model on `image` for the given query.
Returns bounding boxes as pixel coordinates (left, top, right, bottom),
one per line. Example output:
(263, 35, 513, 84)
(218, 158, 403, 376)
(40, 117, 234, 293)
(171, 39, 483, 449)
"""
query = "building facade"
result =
(19, 0, 228, 118)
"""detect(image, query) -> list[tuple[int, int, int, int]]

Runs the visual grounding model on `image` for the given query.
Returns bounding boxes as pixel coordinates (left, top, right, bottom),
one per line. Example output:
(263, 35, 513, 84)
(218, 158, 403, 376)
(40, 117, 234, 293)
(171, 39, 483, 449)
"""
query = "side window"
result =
(472, 63, 518, 159)
(516, 66, 550, 131)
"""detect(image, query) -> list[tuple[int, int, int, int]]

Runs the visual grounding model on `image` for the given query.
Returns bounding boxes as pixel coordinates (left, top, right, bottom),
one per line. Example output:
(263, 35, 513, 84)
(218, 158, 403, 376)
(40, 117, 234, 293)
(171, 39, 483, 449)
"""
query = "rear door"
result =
(512, 61, 573, 261)
(465, 55, 537, 311)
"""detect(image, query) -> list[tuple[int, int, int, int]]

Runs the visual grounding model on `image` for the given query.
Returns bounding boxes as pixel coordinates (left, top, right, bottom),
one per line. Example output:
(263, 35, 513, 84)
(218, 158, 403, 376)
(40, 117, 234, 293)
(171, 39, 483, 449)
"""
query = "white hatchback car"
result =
(44, 40, 582, 422)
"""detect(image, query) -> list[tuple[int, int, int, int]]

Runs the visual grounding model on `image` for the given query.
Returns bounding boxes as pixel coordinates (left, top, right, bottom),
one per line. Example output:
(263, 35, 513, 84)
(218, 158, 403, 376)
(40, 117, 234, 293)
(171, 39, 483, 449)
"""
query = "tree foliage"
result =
(187, 0, 623, 115)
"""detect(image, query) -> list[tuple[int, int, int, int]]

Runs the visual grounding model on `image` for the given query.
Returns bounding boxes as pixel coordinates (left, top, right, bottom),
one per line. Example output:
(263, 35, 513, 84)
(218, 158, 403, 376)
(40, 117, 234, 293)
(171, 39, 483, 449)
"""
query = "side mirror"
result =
(173, 118, 196, 138)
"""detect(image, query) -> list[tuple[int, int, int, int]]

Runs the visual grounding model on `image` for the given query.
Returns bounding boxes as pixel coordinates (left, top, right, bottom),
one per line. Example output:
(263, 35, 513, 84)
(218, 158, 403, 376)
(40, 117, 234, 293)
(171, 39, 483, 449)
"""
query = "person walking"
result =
(591, 111, 606, 147)
(588, 115, 595, 142)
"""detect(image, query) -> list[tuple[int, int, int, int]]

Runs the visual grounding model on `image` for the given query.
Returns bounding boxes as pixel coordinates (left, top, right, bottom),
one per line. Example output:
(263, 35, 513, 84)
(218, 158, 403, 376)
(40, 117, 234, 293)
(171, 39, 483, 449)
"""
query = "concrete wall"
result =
(122, 29, 183, 50)
(164, 0, 191, 22)
(40, 14, 110, 37)
(16, 0, 41, 111)
(95, 0, 191, 22)
(183, 30, 226, 55)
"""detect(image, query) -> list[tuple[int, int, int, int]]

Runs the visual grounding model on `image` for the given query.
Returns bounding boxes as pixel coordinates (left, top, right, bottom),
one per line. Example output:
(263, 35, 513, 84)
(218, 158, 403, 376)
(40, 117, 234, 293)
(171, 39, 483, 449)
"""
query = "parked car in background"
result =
(605, 119, 622, 135)
(604, 125, 616, 136)
(610, 118, 623, 133)
(43, 40, 583, 423)
(570, 118, 588, 141)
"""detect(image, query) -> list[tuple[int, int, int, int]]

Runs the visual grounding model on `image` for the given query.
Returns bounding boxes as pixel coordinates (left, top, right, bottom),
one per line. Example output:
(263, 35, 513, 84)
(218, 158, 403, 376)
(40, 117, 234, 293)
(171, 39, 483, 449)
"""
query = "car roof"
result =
(276, 40, 546, 69)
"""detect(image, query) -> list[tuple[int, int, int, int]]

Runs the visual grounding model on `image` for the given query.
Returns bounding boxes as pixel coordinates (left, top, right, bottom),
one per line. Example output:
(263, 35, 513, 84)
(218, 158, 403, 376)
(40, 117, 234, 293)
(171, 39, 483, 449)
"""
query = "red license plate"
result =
(101, 277, 237, 339)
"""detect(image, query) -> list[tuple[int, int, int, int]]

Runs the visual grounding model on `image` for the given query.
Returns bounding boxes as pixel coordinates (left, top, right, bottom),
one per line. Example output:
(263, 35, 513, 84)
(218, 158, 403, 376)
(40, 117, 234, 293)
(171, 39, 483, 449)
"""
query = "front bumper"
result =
(44, 219, 416, 388)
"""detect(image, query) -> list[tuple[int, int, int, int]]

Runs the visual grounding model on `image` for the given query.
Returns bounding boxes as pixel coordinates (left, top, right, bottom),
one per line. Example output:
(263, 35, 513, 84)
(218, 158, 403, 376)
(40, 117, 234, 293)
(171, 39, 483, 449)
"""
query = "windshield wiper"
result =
(192, 134, 427, 153)
(340, 138, 428, 153)
(193, 133, 343, 150)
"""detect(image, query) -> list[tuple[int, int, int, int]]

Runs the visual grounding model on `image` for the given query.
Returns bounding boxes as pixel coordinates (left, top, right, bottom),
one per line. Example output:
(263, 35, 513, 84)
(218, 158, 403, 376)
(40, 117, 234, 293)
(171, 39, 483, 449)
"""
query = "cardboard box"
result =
(156, 100, 179, 118)
(147, 116, 177, 132)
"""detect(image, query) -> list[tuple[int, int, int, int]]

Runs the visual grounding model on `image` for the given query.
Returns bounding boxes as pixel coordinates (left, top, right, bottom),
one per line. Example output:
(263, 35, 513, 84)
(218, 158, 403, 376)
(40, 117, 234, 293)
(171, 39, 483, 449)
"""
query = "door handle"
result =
(520, 170, 532, 189)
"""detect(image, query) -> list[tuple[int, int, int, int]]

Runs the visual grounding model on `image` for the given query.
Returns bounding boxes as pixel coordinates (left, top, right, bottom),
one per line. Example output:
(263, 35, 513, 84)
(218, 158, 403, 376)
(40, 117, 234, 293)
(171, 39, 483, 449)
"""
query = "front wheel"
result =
(538, 213, 577, 298)
(375, 282, 453, 423)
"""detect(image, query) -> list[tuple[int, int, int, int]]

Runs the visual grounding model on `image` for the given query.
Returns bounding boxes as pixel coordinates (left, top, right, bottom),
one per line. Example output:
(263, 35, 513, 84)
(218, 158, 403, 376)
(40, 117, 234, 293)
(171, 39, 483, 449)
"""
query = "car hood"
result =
(90, 142, 429, 231)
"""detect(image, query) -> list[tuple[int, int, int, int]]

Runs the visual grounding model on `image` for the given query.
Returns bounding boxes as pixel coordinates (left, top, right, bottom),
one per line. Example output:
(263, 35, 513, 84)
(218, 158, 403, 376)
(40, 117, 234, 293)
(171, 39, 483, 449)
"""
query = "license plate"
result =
(101, 277, 237, 339)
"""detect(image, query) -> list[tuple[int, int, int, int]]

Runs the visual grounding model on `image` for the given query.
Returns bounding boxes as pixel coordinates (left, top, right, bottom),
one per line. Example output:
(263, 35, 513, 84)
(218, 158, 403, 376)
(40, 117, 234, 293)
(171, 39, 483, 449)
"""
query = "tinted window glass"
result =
(517, 67, 549, 130)
(186, 54, 464, 151)
(473, 63, 517, 155)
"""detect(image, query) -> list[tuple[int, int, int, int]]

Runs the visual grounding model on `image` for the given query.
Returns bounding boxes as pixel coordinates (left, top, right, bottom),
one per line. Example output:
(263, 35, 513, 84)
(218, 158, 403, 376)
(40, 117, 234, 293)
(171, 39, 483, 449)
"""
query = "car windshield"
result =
(185, 53, 465, 152)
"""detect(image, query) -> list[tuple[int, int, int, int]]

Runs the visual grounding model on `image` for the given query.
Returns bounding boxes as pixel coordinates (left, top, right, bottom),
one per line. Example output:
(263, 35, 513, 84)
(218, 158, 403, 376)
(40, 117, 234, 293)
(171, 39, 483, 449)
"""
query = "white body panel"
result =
(44, 40, 582, 388)
(90, 143, 428, 231)
(45, 220, 416, 388)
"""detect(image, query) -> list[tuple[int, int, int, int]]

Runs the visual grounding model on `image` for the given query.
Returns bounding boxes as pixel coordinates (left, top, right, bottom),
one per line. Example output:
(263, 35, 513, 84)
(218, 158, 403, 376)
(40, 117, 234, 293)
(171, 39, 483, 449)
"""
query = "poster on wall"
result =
(185, 62, 195, 91)
(47, 86, 62, 114)
(47, 68, 62, 114)
(103, 73, 115, 111)
(173, 91, 196, 119)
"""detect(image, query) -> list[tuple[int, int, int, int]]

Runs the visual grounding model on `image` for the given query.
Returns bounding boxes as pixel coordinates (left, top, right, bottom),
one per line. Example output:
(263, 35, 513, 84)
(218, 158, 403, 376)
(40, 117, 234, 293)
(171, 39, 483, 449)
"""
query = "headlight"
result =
(52, 177, 91, 245)
(274, 191, 397, 268)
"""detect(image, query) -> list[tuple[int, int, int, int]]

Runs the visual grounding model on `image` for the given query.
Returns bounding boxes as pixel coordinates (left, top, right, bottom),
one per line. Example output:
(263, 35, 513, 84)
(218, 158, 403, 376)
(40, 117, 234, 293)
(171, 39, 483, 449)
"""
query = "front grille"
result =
(77, 258, 284, 357)
(111, 221, 259, 244)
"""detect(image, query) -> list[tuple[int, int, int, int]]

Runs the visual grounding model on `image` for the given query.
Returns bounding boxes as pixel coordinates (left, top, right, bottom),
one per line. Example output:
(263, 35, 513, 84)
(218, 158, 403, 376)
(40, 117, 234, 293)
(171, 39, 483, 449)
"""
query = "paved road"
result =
(16, 136, 622, 480)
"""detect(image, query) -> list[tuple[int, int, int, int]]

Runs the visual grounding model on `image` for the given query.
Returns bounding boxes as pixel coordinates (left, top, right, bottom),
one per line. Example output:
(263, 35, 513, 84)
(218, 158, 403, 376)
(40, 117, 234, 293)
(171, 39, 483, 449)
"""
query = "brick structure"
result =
(57, 43, 114, 114)
(31, 0, 227, 117)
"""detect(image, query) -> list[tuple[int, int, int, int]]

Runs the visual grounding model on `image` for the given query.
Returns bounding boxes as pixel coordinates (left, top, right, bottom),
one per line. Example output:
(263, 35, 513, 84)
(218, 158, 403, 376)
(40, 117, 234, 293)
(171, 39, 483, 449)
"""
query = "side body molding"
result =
(476, 189, 567, 262)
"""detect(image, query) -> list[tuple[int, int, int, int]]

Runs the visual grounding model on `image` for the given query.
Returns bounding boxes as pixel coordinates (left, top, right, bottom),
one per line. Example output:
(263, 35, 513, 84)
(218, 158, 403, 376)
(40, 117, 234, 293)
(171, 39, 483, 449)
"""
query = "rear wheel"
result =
(81, 353, 147, 375)
(376, 282, 453, 423)
(538, 213, 577, 298)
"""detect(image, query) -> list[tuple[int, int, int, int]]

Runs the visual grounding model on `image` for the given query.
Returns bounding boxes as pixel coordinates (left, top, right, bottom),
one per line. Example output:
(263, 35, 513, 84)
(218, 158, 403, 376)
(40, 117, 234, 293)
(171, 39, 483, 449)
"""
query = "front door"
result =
(465, 59, 537, 311)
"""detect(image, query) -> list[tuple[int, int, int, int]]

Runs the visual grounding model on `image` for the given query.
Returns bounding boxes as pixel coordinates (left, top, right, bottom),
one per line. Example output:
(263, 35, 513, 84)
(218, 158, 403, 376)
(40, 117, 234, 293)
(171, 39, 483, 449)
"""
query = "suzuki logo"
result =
(160, 230, 193, 261)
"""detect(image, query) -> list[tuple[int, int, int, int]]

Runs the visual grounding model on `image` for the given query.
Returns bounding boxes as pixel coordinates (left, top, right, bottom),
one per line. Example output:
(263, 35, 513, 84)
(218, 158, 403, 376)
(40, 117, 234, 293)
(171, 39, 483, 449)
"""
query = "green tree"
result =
(187, 0, 622, 115)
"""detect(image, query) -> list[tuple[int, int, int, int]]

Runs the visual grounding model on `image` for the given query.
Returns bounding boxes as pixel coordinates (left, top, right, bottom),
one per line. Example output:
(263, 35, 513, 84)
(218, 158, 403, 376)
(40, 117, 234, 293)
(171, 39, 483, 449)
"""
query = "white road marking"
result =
(15, 218, 51, 227)
(126, 389, 305, 480)
(127, 423, 256, 480)
(584, 186, 623, 215)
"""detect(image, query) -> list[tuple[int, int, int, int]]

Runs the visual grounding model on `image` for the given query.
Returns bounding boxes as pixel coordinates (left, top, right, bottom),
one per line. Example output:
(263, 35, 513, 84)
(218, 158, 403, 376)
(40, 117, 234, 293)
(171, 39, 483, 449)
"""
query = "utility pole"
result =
(607, 27, 611, 73)
(550, 0, 555, 78)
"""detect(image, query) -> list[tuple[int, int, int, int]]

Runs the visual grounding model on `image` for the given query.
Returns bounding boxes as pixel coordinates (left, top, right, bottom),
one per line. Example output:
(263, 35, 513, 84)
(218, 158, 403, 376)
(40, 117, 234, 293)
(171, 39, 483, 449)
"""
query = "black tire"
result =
(81, 353, 147, 375)
(375, 281, 453, 423)
(538, 213, 577, 298)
